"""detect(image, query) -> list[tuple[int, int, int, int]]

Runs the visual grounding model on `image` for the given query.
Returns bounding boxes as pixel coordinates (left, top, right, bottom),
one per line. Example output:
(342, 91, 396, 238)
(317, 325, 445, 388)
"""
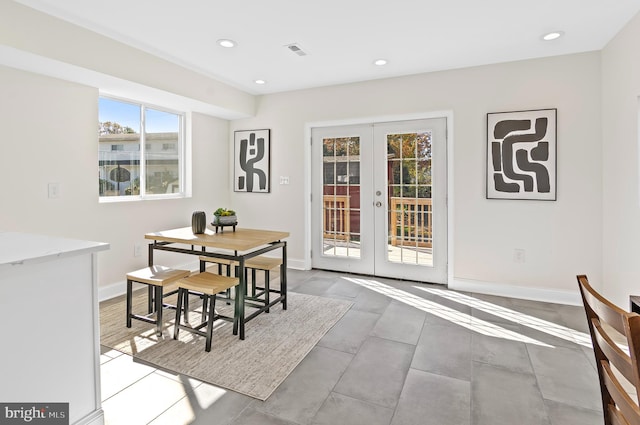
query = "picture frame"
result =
(234, 129, 270, 193)
(486, 108, 557, 200)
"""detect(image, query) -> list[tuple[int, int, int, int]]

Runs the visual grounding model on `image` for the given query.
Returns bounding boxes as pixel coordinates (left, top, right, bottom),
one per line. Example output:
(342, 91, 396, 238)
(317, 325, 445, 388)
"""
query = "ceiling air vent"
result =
(285, 43, 307, 56)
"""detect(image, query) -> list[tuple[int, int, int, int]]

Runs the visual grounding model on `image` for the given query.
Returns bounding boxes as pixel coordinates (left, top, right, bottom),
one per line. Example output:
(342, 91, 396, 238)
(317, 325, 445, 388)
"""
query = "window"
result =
(98, 97, 185, 200)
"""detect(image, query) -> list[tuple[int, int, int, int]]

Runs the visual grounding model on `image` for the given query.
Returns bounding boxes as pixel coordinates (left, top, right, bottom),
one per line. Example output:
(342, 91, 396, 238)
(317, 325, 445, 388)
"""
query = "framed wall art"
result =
(486, 108, 557, 200)
(234, 129, 270, 193)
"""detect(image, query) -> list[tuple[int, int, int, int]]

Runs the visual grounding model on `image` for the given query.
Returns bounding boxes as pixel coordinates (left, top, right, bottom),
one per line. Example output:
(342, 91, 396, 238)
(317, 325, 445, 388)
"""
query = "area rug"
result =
(100, 290, 352, 400)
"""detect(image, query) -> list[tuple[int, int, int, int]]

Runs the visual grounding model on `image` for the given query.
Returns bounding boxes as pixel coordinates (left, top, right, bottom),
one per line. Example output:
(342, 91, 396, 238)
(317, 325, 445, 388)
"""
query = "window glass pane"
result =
(98, 97, 184, 199)
(145, 108, 181, 194)
(98, 98, 140, 197)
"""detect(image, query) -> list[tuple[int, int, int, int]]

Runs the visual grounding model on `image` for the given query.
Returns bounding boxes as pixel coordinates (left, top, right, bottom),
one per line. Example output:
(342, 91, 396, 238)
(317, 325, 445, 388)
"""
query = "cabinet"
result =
(0, 233, 109, 425)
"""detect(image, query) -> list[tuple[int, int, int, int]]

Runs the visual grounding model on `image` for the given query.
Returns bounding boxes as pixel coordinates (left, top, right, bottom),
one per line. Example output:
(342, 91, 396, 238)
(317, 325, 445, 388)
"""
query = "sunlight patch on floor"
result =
(343, 276, 552, 347)
(416, 286, 592, 348)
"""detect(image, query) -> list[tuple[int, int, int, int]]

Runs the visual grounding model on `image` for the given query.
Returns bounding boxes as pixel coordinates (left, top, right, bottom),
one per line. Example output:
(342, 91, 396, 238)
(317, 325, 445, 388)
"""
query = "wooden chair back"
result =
(577, 274, 640, 425)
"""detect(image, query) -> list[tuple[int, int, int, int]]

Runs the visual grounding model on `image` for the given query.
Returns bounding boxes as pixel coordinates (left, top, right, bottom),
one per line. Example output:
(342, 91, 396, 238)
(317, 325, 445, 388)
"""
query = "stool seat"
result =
(126, 266, 190, 336)
(127, 266, 190, 286)
(177, 272, 239, 295)
(174, 272, 240, 351)
(246, 256, 282, 270)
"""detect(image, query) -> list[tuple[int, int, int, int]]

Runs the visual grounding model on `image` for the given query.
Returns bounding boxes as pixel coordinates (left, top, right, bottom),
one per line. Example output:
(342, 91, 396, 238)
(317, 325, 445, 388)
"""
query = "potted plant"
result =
(213, 207, 237, 225)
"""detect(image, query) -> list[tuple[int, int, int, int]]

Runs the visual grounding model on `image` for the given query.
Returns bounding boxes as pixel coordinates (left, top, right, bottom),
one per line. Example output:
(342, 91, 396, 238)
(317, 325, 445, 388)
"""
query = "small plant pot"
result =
(214, 215, 237, 225)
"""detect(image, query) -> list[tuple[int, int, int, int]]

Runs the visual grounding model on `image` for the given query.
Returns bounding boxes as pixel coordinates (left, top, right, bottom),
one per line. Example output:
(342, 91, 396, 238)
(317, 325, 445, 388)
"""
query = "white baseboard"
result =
(448, 278, 582, 306)
(74, 409, 104, 425)
(285, 257, 306, 270)
(98, 280, 127, 302)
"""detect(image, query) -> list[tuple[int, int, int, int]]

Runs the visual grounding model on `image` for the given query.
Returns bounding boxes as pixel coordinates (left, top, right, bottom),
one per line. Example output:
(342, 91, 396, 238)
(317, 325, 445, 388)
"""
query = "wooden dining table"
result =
(144, 226, 289, 340)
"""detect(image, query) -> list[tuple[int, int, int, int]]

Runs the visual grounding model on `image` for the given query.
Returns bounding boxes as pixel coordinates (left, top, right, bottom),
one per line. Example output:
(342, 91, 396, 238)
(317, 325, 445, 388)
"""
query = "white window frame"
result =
(98, 95, 188, 203)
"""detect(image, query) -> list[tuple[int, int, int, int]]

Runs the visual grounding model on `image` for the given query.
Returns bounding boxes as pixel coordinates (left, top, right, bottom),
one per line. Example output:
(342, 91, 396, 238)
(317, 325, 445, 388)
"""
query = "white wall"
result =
(231, 52, 602, 302)
(0, 66, 230, 295)
(0, 1, 610, 304)
(602, 12, 640, 307)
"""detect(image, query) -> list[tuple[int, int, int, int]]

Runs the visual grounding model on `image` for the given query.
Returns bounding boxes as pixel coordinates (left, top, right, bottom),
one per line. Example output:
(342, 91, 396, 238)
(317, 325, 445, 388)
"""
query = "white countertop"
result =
(0, 232, 109, 268)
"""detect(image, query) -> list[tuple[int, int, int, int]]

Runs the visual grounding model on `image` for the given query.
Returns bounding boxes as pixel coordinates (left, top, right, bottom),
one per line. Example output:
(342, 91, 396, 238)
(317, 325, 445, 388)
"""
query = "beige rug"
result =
(100, 290, 352, 400)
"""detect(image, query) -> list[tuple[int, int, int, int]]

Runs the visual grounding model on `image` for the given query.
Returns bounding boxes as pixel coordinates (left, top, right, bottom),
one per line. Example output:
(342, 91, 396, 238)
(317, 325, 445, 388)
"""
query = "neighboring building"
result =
(98, 132, 180, 196)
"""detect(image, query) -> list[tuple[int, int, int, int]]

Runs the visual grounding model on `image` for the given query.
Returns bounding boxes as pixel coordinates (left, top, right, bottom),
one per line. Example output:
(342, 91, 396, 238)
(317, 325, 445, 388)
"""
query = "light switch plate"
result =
(48, 183, 60, 199)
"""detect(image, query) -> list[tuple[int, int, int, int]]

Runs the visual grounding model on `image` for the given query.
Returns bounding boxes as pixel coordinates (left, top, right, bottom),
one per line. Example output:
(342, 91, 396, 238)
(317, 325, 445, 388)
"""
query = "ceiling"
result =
(13, 0, 640, 95)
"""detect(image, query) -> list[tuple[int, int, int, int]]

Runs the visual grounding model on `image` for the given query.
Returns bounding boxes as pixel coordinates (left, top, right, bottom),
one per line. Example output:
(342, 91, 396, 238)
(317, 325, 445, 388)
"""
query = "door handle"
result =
(375, 201, 382, 207)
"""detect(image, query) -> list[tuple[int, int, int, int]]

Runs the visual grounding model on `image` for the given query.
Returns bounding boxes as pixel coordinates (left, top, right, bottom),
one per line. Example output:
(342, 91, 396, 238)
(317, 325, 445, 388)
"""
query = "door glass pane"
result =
(322, 137, 361, 258)
(387, 131, 433, 266)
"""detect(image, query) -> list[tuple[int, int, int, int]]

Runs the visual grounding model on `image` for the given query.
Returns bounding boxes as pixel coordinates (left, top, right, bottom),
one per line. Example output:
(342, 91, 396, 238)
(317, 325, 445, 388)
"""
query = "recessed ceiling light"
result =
(542, 31, 564, 41)
(217, 39, 236, 48)
(254, 79, 266, 85)
(374, 59, 388, 66)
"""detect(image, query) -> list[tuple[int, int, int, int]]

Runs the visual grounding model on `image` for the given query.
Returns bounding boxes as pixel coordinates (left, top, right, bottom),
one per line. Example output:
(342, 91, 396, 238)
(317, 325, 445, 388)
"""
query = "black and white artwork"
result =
(487, 109, 556, 200)
(234, 129, 270, 193)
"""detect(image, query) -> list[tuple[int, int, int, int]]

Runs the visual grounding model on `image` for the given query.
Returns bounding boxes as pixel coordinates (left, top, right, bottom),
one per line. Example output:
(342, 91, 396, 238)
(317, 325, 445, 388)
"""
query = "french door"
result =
(311, 118, 447, 283)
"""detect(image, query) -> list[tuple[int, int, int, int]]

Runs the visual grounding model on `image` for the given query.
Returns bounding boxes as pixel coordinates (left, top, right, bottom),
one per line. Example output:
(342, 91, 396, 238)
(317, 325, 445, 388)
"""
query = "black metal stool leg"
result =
(183, 289, 190, 324)
(173, 288, 184, 340)
(251, 269, 257, 297)
(154, 285, 163, 336)
(205, 295, 217, 352)
(147, 285, 154, 314)
(201, 294, 209, 322)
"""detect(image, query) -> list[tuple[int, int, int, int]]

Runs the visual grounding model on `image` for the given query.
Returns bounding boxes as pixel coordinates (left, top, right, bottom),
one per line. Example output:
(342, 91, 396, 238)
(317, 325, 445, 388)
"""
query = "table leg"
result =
(232, 256, 246, 340)
(282, 241, 287, 310)
(147, 243, 155, 313)
(238, 258, 245, 340)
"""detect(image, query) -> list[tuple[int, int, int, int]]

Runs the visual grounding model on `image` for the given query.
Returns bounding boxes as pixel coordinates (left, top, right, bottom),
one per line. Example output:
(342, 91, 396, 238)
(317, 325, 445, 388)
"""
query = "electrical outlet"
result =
(513, 248, 526, 263)
(134, 244, 142, 257)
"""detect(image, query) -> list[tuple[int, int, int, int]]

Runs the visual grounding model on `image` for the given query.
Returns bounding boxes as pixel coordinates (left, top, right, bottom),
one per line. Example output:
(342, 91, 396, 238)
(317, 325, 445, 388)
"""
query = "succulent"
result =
(214, 207, 236, 217)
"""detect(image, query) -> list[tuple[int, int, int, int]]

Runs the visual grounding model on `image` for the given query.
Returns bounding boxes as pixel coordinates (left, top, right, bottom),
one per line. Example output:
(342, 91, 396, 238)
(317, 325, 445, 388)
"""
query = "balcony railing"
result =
(390, 197, 432, 248)
(322, 195, 432, 248)
(323, 195, 350, 241)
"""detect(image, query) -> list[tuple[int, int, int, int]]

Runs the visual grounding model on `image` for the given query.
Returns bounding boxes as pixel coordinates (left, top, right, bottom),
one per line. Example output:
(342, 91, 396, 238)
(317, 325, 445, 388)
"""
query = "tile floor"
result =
(100, 269, 603, 425)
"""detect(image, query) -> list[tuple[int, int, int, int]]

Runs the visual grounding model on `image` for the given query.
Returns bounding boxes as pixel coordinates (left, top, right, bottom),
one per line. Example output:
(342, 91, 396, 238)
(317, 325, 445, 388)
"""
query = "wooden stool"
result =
(126, 266, 190, 336)
(199, 255, 236, 303)
(200, 255, 285, 310)
(199, 255, 235, 276)
(244, 256, 283, 312)
(173, 272, 239, 352)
